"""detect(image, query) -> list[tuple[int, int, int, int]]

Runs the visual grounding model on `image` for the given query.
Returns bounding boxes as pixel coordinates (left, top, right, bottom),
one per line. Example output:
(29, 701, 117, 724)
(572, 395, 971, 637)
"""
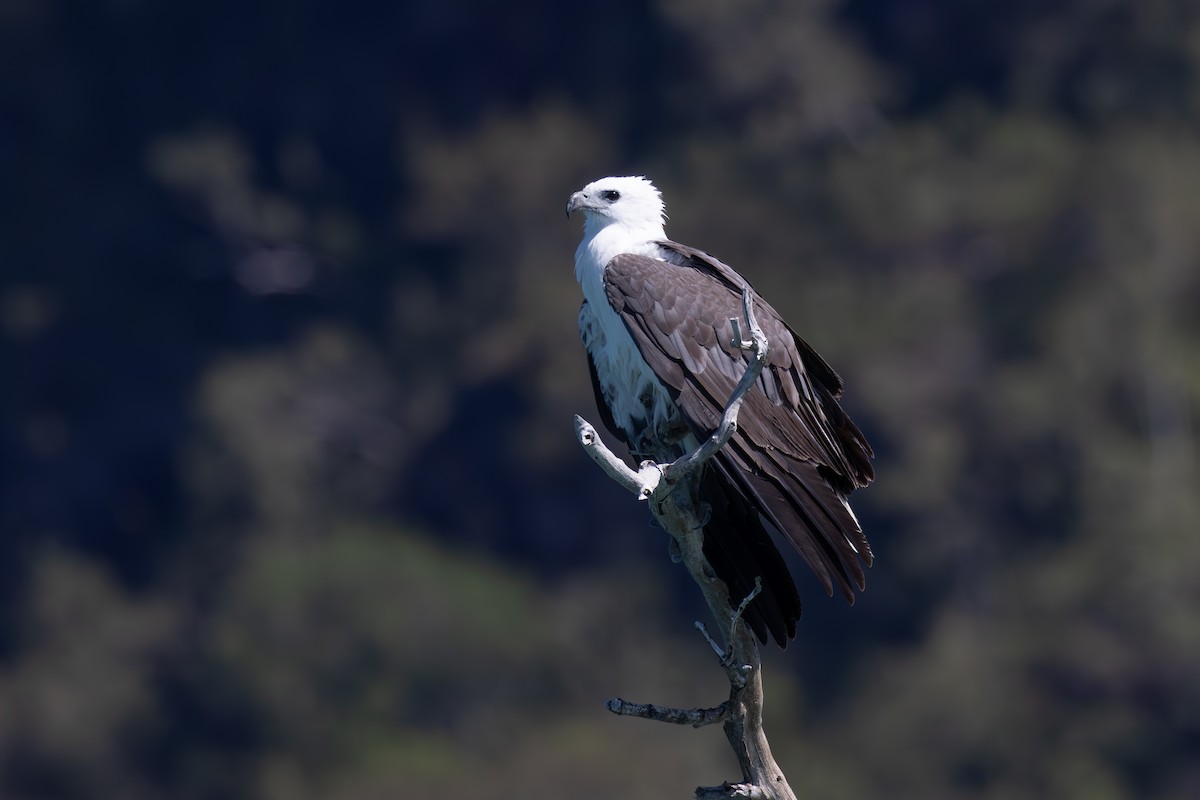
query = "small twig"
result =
(726, 578, 763, 665)
(695, 620, 727, 662)
(606, 697, 730, 728)
(693, 578, 763, 689)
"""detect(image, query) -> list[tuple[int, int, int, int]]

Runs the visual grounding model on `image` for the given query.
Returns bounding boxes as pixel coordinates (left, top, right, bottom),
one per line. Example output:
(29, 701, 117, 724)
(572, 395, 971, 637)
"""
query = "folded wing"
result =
(601, 242, 874, 645)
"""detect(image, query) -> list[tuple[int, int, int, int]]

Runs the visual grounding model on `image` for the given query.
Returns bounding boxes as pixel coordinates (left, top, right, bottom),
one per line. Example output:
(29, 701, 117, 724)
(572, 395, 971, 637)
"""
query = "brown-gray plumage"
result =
(592, 241, 873, 645)
(569, 176, 874, 647)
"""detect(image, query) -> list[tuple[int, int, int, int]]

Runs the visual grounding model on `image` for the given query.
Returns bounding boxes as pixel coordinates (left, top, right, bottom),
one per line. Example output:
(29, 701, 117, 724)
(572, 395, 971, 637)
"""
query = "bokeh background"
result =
(3, 1, 1200, 798)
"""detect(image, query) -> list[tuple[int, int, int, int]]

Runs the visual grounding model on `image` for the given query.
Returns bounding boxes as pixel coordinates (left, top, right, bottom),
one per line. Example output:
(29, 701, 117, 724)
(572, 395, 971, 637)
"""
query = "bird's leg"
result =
(656, 416, 692, 448)
(631, 427, 688, 463)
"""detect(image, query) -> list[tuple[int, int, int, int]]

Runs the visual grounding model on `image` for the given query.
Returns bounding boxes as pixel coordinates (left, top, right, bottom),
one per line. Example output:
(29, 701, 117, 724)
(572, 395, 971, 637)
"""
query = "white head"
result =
(565, 176, 666, 240)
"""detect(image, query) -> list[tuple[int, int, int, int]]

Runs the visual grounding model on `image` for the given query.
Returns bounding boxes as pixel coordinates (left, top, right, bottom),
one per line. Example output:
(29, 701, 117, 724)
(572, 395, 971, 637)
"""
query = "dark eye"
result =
(600, 190, 620, 202)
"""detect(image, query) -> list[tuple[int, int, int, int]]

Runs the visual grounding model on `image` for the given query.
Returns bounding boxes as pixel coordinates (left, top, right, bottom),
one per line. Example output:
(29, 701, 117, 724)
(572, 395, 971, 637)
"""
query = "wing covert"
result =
(603, 246, 874, 605)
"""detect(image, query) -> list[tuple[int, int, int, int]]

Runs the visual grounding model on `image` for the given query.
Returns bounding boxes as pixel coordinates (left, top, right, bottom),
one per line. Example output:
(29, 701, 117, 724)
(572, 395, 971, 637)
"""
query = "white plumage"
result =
(571, 177, 680, 442)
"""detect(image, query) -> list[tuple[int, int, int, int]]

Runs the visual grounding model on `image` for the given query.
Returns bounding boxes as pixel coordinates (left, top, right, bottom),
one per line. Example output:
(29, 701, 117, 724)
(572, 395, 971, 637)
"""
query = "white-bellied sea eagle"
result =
(567, 175, 875, 647)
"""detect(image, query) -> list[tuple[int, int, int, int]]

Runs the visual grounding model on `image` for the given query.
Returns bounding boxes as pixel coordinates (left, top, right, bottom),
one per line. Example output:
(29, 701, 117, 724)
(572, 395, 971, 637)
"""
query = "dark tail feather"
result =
(700, 463, 801, 647)
(722, 445, 871, 605)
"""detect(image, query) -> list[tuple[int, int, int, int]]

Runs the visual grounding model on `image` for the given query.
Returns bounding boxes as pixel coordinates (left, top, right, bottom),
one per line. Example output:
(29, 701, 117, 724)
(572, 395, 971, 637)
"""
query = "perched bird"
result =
(567, 176, 874, 647)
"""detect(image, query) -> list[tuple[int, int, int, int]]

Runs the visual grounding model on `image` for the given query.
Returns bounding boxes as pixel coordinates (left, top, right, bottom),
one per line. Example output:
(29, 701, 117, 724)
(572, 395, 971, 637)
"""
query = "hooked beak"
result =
(565, 191, 589, 218)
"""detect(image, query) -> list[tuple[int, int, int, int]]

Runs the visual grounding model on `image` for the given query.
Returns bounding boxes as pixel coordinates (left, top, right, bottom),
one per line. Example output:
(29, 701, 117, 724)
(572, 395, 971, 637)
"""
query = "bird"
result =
(567, 175, 874, 647)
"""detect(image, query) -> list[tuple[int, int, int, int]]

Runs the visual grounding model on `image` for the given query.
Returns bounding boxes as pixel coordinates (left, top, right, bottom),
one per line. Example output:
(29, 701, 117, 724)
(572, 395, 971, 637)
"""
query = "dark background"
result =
(2, 1, 1199, 798)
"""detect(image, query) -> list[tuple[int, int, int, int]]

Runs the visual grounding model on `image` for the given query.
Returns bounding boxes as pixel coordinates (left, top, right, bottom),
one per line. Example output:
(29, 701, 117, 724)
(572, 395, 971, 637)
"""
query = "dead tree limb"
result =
(574, 285, 798, 800)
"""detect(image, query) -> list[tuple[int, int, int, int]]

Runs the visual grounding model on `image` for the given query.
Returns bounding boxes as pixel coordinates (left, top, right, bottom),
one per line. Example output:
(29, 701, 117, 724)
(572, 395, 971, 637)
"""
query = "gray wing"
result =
(604, 244, 874, 615)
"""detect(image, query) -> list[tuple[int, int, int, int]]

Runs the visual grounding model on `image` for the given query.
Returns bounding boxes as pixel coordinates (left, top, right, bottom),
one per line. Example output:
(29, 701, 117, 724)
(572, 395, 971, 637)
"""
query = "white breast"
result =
(580, 298, 679, 445)
(576, 234, 680, 445)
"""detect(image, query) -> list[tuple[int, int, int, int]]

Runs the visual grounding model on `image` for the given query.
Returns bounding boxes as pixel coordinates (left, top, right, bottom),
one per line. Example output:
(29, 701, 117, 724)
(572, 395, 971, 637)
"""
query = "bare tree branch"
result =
(574, 285, 798, 800)
(606, 697, 729, 727)
(574, 415, 663, 500)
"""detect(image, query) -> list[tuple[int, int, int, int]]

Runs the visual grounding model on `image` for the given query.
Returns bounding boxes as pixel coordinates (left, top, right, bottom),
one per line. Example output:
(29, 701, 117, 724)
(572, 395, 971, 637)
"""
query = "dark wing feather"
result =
(603, 245, 874, 645)
(654, 240, 874, 488)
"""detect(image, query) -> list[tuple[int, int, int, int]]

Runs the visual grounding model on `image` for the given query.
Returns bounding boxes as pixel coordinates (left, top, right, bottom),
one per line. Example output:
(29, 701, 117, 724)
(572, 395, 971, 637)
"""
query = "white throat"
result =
(574, 215, 666, 304)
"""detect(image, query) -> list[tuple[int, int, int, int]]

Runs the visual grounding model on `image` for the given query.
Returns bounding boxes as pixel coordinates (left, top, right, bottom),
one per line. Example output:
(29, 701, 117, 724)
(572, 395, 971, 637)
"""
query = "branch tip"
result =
(573, 414, 595, 445)
(695, 620, 727, 661)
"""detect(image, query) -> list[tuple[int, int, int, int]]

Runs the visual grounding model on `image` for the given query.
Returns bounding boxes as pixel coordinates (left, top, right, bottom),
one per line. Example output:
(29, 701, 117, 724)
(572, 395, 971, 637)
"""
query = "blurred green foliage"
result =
(2, 0, 1199, 798)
